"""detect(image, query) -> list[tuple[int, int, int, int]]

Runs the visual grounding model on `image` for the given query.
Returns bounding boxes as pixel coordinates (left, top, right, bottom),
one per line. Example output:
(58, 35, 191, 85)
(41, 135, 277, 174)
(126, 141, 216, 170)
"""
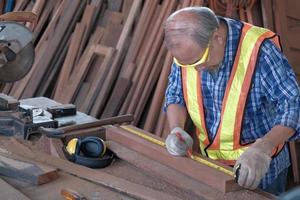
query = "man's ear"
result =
(212, 31, 224, 45)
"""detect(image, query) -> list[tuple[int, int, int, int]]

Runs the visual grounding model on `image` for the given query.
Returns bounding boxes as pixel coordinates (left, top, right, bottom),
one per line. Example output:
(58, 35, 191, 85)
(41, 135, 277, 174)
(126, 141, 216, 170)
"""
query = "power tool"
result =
(0, 12, 60, 139)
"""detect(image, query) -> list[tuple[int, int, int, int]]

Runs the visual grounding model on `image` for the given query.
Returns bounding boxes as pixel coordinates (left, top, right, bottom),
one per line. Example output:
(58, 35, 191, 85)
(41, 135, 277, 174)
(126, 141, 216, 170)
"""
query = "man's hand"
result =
(234, 138, 274, 190)
(165, 127, 193, 156)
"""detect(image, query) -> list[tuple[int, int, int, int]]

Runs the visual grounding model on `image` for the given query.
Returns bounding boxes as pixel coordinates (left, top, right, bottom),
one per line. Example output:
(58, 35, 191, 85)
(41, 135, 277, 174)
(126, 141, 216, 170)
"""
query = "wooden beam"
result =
(0, 154, 58, 185)
(261, 0, 274, 31)
(143, 51, 172, 132)
(90, 0, 142, 117)
(78, 45, 115, 113)
(105, 125, 240, 193)
(60, 114, 133, 133)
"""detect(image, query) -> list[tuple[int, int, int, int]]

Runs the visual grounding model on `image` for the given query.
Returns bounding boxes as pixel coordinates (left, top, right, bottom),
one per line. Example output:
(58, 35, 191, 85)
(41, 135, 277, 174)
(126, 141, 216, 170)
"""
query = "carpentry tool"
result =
(61, 188, 87, 200)
(0, 12, 57, 139)
(0, 21, 34, 82)
(120, 125, 235, 176)
(46, 104, 77, 118)
(63, 136, 114, 169)
(0, 12, 36, 82)
(0, 93, 58, 139)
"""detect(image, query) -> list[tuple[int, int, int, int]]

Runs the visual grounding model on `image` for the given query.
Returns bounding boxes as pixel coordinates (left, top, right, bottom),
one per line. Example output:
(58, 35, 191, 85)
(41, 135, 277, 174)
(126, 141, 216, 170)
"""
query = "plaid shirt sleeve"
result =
(164, 63, 185, 112)
(259, 40, 300, 141)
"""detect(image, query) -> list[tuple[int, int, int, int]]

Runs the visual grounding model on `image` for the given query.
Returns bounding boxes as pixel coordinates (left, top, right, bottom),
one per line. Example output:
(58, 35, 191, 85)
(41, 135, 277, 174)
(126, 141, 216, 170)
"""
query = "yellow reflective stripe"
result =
(185, 68, 206, 142)
(219, 26, 269, 150)
(207, 146, 248, 161)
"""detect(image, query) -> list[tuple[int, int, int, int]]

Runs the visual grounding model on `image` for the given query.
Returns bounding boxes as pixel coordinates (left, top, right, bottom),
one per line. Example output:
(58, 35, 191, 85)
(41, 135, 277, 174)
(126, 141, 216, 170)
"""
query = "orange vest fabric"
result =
(181, 22, 284, 165)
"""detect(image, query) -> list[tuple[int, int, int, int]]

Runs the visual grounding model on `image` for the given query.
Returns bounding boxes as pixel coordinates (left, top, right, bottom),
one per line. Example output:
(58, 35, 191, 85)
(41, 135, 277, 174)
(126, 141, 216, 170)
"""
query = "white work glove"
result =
(165, 127, 193, 156)
(234, 138, 274, 190)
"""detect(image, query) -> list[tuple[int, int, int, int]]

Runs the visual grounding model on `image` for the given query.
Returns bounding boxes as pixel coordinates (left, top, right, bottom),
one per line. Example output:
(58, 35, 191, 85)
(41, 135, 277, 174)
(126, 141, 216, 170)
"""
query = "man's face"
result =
(168, 36, 213, 71)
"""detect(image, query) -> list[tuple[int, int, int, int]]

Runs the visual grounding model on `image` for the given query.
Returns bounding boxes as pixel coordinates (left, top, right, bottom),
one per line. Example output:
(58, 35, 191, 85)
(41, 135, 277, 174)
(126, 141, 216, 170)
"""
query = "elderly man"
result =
(164, 7, 300, 195)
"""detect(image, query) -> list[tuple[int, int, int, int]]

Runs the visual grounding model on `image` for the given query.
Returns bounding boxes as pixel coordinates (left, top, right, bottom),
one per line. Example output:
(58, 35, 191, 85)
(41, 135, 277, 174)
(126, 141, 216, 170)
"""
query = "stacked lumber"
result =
(1, 0, 299, 138)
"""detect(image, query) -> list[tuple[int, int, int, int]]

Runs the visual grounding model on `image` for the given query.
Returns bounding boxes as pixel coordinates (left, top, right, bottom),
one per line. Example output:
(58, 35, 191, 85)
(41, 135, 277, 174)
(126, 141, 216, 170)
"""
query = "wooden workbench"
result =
(0, 97, 276, 200)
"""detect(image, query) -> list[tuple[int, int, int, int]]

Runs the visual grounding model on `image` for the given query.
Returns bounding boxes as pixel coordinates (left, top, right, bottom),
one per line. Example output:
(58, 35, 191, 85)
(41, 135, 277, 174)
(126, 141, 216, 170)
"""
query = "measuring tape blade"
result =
(120, 125, 234, 176)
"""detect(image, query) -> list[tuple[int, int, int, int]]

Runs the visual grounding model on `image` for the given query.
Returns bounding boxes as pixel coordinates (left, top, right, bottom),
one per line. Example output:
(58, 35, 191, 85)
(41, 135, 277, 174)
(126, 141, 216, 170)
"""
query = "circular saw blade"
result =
(0, 42, 34, 82)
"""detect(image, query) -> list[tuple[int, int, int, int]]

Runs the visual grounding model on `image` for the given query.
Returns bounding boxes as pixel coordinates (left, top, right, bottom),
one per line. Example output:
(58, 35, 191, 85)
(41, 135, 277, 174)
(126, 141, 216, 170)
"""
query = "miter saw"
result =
(0, 11, 35, 82)
(0, 12, 59, 139)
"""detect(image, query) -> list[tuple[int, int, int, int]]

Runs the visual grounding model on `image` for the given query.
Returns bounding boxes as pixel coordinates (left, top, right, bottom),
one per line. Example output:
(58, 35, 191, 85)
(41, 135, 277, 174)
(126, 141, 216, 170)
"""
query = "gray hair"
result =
(164, 7, 220, 48)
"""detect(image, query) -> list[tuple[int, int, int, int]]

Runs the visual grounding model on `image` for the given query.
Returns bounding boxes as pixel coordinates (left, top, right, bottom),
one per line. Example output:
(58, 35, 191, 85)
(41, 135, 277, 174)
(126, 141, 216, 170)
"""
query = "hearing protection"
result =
(63, 136, 114, 168)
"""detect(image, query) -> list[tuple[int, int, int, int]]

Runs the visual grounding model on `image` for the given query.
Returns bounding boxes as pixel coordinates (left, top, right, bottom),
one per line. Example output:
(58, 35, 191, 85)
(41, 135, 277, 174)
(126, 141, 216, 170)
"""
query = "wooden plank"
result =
(134, 3, 160, 66)
(60, 114, 133, 133)
(1, 83, 13, 95)
(90, 0, 142, 117)
(289, 142, 300, 183)
(101, 76, 132, 117)
(31, 1, 55, 44)
(121, 0, 158, 69)
(118, 0, 159, 115)
(36, 0, 87, 98)
(9, 1, 64, 99)
(101, 21, 123, 48)
(128, 0, 177, 124)
(49, 138, 66, 160)
(100, 10, 123, 26)
(286, 0, 300, 20)
(63, 126, 106, 143)
(26, 0, 46, 29)
(58, 44, 99, 103)
(133, 44, 166, 124)
(126, 2, 168, 117)
(121, 0, 133, 19)
(273, 0, 290, 56)
(261, 0, 275, 31)
(19, 0, 85, 99)
(54, 26, 105, 102)
(143, 51, 172, 132)
(288, 27, 300, 50)
(36, 135, 66, 160)
(78, 46, 115, 113)
(0, 178, 31, 200)
(2, 138, 183, 200)
(13, 0, 30, 11)
(108, 0, 123, 11)
(53, 23, 86, 101)
(0, 154, 58, 185)
(105, 125, 240, 193)
(37, 36, 71, 97)
(0, 0, 5, 15)
(154, 107, 167, 137)
(75, 4, 100, 64)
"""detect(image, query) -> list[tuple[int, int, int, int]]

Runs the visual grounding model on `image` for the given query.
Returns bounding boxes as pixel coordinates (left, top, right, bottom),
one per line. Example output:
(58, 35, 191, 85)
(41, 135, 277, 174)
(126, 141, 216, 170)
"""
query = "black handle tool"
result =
(234, 163, 241, 183)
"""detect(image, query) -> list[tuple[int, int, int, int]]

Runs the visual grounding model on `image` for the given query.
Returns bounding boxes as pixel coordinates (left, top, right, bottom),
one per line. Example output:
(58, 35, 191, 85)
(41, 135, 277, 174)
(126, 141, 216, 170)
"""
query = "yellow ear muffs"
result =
(81, 137, 106, 157)
(63, 136, 114, 168)
(66, 138, 78, 155)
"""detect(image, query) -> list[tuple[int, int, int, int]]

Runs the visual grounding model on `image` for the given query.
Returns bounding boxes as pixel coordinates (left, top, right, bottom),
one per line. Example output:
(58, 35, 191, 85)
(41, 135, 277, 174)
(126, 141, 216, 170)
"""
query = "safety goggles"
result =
(173, 44, 210, 68)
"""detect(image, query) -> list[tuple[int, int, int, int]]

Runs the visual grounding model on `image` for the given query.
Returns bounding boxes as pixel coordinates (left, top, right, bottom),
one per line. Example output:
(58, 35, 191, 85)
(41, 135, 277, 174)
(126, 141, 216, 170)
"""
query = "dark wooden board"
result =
(0, 154, 58, 185)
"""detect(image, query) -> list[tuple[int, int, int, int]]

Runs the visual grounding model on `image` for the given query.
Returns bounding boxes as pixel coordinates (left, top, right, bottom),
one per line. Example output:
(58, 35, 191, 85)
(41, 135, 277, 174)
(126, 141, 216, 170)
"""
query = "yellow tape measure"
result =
(120, 125, 234, 176)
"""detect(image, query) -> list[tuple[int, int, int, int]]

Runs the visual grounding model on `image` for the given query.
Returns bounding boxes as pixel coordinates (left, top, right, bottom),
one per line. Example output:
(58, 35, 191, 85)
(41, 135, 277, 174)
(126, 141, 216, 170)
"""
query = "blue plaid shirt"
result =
(164, 17, 300, 189)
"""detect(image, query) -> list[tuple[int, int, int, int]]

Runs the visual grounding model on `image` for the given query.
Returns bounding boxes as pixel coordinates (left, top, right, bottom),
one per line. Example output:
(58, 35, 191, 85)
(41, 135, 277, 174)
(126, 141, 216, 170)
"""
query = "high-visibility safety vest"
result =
(181, 22, 284, 165)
